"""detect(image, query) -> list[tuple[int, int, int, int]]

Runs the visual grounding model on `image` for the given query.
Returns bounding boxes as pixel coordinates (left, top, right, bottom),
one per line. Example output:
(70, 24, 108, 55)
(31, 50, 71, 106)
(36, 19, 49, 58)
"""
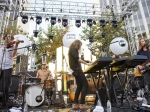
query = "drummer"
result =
(36, 62, 53, 83)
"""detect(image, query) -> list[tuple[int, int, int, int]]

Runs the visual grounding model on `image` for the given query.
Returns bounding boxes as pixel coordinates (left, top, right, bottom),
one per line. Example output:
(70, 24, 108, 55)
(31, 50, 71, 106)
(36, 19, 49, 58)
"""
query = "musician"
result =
(36, 62, 53, 83)
(0, 33, 22, 108)
(68, 40, 92, 110)
(137, 38, 150, 88)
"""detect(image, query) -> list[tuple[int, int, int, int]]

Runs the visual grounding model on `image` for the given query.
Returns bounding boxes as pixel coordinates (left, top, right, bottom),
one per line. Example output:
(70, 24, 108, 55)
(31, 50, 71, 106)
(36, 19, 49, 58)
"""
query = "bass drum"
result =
(25, 85, 44, 107)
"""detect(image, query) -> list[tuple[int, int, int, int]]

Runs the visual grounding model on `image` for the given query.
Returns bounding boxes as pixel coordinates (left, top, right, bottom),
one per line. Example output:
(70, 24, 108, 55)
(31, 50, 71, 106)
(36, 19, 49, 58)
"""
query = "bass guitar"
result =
(51, 75, 64, 104)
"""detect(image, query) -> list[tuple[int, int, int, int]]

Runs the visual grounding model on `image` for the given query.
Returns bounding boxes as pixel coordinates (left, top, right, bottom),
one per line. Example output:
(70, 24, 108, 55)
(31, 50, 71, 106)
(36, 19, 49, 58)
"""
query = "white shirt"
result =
(0, 46, 13, 70)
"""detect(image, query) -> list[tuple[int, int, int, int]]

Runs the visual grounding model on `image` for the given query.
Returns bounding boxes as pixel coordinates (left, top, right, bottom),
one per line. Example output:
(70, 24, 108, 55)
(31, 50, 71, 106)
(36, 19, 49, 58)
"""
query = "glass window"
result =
(133, 15, 137, 20)
(143, 7, 148, 13)
(142, 1, 146, 7)
(145, 12, 149, 17)
(148, 24, 150, 29)
(140, 25, 145, 31)
(136, 26, 140, 31)
(146, 1, 150, 5)
(109, 0, 112, 5)
(137, 14, 142, 19)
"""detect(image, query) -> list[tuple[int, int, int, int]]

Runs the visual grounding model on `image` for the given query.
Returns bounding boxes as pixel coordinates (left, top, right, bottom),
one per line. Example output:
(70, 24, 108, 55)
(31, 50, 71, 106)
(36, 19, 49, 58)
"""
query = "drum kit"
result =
(16, 74, 55, 108)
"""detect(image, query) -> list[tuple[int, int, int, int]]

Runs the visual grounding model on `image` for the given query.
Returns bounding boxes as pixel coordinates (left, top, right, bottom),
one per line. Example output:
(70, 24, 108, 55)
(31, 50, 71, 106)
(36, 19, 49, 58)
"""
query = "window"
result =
(137, 14, 142, 19)
(145, 12, 149, 17)
(142, 1, 146, 7)
(133, 15, 138, 20)
(140, 25, 145, 31)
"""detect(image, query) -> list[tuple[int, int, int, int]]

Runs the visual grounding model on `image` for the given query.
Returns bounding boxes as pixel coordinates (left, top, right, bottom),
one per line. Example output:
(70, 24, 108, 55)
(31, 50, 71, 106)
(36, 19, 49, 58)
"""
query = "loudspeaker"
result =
(0, 75, 21, 93)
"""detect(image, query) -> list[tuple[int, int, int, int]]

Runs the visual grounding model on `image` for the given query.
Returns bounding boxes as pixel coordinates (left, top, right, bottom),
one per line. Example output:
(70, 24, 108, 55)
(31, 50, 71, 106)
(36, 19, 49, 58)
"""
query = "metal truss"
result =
(0, 0, 20, 34)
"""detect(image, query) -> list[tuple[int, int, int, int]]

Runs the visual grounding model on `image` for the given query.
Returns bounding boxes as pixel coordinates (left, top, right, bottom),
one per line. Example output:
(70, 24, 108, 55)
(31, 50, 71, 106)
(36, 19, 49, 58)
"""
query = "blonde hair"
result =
(138, 38, 149, 51)
(69, 40, 82, 50)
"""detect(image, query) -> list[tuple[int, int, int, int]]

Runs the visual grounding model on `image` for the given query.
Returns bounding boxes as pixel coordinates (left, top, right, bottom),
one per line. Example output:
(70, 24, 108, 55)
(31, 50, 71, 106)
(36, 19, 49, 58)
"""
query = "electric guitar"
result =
(51, 75, 64, 104)
(134, 60, 150, 76)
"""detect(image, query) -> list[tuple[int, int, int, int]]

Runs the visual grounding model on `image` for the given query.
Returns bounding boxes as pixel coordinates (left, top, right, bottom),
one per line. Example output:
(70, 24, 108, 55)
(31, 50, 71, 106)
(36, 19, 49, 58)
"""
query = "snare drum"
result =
(25, 85, 44, 107)
(45, 80, 55, 88)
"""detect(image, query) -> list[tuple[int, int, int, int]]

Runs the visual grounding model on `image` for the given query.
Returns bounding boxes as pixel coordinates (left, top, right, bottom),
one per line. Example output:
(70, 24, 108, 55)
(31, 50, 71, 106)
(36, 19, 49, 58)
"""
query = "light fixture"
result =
(36, 16, 42, 24)
(30, 17, 34, 22)
(51, 17, 56, 25)
(48, 34, 53, 40)
(89, 35, 94, 42)
(45, 18, 49, 22)
(111, 20, 118, 27)
(102, 33, 106, 38)
(58, 19, 61, 23)
(87, 19, 93, 27)
(75, 20, 81, 28)
(93, 21, 96, 25)
(33, 30, 39, 37)
(100, 20, 106, 27)
(21, 15, 28, 24)
(82, 20, 85, 23)
(62, 19, 68, 27)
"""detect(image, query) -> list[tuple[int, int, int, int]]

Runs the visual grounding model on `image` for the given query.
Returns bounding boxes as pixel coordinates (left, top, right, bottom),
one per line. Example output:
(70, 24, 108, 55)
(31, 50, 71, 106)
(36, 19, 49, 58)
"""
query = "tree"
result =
(29, 25, 69, 67)
(81, 19, 130, 58)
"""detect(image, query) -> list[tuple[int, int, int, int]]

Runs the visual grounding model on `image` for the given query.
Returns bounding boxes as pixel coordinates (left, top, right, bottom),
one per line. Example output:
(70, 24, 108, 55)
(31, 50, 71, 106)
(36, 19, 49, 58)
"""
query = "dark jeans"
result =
(74, 69, 88, 104)
(1, 68, 12, 106)
(143, 70, 150, 89)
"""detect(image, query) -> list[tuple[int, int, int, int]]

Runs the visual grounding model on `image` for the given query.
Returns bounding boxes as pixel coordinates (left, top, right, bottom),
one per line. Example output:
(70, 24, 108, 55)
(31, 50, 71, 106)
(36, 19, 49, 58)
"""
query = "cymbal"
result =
(56, 71, 68, 74)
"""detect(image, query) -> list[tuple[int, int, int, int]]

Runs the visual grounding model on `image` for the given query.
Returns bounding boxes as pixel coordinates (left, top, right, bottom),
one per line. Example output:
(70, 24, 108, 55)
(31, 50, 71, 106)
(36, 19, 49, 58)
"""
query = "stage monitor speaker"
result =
(0, 75, 21, 94)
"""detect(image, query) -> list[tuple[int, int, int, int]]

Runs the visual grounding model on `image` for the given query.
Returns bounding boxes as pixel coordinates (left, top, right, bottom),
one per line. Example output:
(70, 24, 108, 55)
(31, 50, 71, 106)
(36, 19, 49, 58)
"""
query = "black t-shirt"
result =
(68, 47, 81, 70)
(137, 49, 150, 59)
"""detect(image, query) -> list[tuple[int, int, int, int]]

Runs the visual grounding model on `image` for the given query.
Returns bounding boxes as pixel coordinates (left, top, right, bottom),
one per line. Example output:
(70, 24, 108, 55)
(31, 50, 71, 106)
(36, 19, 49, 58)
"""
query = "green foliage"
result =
(29, 25, 69, 67)
(81, 19, 130, 57)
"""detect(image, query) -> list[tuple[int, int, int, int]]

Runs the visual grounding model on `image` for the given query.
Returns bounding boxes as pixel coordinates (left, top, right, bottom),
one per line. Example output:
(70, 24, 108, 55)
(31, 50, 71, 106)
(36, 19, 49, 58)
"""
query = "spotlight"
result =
(45, 18, 49, 22)
(100, 20, 106, 27)
(75, 20, 81, 28)
(62, 19, 68, 27)
(102, 33, 106, 38)
(21, 15, 28, 24)
(33, 30, 39, 37)
(89, 35, 94, 42)
(82, 20, 85, 23)
(58, 19, 61, 23)
(36, 16, 42, 24)
(51, 17, 56, 25)
(48, 34, 53, 40)
(111, 20, 118, 27)
(93, 21, 96, 25)
(30, 17, 34, 22)
(87, 19, 93, 27)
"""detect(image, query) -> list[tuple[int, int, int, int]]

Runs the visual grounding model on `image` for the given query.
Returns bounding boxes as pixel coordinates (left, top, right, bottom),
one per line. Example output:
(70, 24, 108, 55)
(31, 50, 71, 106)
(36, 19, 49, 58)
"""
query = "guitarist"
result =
(68, 40, 92, 110)
(137, 38, 150, 89)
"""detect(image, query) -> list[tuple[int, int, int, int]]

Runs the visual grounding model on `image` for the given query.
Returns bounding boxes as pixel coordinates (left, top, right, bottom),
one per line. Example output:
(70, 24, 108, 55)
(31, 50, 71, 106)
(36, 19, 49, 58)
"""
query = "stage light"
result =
(100, 20, 106, 27)
(89, 36, 94, 42)
(102, 33, 106, 38)
(93, 21, 96, 25)
(58, 19, 61, 23)
(21, 15, 28, 24)
(33, 30, 39, 37)
(30, 17, 34, 22)
(111, 20, 118, 27)
(87, 19, 93, 27)
(51, 17, 56, 25)
(62, 19, 68, 27)
(45, 18, 49, 22)
(82, 20, 85, 23)
(75, 20, 81, 28)
(48, 34, 53, 40)
(36, 16, 42, 25)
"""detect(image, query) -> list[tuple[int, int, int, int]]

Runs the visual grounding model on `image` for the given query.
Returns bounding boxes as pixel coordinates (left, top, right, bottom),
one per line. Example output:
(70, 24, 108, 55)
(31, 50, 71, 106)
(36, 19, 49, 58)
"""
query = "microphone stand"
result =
(0, 46, 8, 111)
